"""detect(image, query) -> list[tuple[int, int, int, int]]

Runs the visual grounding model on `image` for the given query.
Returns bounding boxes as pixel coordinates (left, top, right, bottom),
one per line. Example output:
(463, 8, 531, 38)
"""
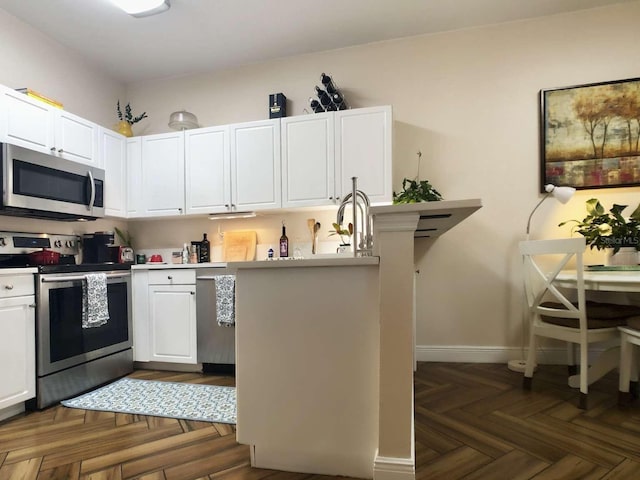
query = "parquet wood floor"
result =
(1, 363, 640, 479)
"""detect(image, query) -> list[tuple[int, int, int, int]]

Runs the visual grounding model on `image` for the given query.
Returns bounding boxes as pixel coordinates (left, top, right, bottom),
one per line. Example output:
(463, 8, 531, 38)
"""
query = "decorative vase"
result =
(116, 120, 133, 137)
(605, 247, 639, 266)
(337, 243, 351, 254)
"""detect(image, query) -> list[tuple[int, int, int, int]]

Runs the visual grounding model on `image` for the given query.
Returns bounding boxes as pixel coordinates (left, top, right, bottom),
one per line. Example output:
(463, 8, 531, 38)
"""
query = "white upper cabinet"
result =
(54, 110, 100, 166)
(230, 119, 282, 211)
(126, 137, 143, 218)
(335, 105, 392, 204)
(185, 125, 231, 215)
(281, 112, 336, 208)
(141, 132, 185, 217)
(101, 128, 127, 218)
(0, 86, 100, 167)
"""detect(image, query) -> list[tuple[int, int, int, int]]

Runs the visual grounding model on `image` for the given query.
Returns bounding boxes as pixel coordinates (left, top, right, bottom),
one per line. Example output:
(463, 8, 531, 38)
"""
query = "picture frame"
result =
(540, 77, 640, 191)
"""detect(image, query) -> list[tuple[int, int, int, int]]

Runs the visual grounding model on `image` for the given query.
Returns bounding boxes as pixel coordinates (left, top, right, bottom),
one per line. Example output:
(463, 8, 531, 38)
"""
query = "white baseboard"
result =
(373, 451, 415, 480)
(415, 345, 609, 365)
(0, 403, 25, 422)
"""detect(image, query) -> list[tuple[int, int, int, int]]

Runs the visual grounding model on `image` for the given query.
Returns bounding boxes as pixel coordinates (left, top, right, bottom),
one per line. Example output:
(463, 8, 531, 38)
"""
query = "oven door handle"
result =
(41, 272, 131, 283)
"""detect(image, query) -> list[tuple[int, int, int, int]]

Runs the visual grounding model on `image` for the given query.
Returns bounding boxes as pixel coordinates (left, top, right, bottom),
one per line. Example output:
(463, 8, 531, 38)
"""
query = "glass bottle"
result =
(279, 222, 289, 258)
(200, 233, 210, 262)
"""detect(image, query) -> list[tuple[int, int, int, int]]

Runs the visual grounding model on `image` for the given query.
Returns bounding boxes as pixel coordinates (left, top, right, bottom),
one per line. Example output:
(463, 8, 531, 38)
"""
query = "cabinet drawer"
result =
(148, 269, 195, 285)
(0, 275, 35, 299)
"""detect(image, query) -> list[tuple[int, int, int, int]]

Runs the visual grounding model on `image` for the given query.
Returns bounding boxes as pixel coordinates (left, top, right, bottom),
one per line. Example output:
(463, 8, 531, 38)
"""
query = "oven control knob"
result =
(66, 240, 74, 248)
(0, 237, 5, 247)
(54, 240, 62, 248)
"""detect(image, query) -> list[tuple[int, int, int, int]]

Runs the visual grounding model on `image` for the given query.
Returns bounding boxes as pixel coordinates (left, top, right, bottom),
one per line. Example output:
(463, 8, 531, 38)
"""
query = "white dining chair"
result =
(618, 323, 640, 405)
(520, 237, 640, 409)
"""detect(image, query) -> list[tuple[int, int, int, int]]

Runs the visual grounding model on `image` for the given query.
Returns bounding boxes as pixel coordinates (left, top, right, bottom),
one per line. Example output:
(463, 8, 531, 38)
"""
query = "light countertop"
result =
(131, 262, 227, 271)
(229, 256, 379, 269)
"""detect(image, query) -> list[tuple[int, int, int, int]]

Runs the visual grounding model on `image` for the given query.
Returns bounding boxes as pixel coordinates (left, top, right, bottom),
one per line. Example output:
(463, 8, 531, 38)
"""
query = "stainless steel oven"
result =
(35, 268, 133, 408)
(0, 231, 133, 409)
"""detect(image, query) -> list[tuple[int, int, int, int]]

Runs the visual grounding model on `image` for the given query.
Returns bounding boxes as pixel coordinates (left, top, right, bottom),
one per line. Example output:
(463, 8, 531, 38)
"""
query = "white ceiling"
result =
(0, 0, 634, 84)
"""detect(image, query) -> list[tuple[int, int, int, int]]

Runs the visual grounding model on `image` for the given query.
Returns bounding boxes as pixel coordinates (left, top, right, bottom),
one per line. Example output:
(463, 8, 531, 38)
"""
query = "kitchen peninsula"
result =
(232, 199, 482, 479)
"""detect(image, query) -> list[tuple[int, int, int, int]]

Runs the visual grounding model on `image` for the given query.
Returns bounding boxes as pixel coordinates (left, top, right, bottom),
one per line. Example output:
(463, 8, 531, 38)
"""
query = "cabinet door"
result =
(101, 128, 127, 218)
(0, 296, 36, 410)
(335, 106, 392, 204)
(141, 132, 185, 217)
(0, 86, 55, 153)
(54, 110, 100, 166)
(148, 285, 197, 364)
(126, 137, 143, 218)
(185, 125, 231, 215)
(230, 119, 281, 211)
(281, 112, 335, 208)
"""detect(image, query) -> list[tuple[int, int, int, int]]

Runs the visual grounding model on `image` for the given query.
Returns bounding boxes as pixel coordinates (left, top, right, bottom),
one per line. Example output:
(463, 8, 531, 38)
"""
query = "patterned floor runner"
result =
(61, 377, 236, 424)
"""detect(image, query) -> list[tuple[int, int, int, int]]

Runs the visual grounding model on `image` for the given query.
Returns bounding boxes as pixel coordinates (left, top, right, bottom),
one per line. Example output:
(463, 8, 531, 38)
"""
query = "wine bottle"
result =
(320, 73, 338, 94)
(309, 98, 325, 113)
(332, 92, 348, 110)
(315, 86, 332, 106)
(279, 222, 289, 258)
(200, 233, 210, 262)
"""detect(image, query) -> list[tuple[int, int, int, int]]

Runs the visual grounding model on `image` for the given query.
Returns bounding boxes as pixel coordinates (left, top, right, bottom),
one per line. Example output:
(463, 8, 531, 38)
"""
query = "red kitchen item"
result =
(28, 249, 60, 265)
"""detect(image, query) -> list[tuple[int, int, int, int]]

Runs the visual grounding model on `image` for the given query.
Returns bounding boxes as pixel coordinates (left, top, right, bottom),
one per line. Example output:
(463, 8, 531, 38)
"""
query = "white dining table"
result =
(554, 269, 640, 389)
(556, 269, 640, 293)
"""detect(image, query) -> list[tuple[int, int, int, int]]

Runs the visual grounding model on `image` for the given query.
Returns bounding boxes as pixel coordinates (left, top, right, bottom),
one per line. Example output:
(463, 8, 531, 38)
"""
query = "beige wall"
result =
(126, 2, 640, 350)
(1, 2, 640, 351)
(0, 9, 125, 127)
(0, 8, 126, 238)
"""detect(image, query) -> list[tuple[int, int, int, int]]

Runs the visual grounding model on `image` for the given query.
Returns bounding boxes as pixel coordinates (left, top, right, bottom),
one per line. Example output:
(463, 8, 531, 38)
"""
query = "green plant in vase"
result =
(559, 198, 640, 254)
(115, 100, 148, 137)
(393, 151, 443, 204)
(329, 222, 353, 246)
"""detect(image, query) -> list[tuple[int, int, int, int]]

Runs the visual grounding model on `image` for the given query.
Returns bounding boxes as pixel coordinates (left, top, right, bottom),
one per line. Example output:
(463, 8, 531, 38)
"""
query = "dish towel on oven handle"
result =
(82, 273, 110, 328)
(215, 275, 236, 327)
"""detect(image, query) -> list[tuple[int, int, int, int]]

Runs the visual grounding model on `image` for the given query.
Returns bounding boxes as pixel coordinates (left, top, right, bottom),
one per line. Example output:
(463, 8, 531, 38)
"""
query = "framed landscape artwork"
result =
(540, 77, 640, 191)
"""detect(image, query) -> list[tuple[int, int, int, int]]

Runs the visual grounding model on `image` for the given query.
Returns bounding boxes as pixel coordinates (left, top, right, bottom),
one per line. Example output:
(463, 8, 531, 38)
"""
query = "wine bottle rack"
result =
(309, 73, 349, 113)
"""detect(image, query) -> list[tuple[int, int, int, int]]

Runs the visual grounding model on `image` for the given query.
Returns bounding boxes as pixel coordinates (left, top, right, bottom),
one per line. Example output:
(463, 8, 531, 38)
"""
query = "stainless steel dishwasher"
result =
(196, 268, 236, 371)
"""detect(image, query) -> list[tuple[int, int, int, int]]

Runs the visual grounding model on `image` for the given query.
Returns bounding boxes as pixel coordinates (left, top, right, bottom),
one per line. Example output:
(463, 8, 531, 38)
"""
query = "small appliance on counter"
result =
(83, 231, 134, 264)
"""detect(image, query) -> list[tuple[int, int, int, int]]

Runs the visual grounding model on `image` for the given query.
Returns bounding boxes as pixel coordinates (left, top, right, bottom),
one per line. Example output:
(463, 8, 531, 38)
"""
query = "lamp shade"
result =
(526, 184, 576, 238)
(544, 184, 576, 204)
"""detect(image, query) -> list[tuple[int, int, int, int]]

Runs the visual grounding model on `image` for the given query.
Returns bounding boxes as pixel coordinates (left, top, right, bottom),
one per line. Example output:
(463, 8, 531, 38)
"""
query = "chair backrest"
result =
(519, 237, 586, 327)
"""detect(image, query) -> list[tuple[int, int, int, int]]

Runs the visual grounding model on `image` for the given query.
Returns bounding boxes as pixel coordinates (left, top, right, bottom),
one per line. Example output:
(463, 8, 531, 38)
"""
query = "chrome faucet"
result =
(336, 177, 373, 257)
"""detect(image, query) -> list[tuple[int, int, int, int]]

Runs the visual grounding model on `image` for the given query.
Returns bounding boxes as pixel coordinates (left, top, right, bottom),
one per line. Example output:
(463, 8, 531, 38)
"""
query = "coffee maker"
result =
(82, 231, 116, 264)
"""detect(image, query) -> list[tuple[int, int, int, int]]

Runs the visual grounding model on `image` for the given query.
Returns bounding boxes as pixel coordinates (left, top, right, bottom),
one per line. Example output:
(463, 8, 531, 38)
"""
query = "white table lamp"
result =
(526, 184, 576, 239)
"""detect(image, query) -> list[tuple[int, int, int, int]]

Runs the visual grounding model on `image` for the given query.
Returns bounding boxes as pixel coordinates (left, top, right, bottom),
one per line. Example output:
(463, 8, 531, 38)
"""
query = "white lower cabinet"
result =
(0, 274, 36, 416)
(132, 269, 197, 365)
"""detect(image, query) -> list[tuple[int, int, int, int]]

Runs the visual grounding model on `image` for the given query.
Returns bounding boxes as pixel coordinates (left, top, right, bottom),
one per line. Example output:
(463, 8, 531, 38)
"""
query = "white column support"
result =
(373, 212, 419, 480)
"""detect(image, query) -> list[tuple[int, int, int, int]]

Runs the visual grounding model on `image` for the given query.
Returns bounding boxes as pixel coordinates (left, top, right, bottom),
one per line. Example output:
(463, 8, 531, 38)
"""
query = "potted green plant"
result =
(329, 222, 353, 251)
(393, 151, 443, 204)
(559, 198, 640, 264)
(116, 100, 148, 137)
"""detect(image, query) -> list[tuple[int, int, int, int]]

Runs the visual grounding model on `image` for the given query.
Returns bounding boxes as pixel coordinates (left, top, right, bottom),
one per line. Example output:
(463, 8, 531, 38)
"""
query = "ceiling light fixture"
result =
(111, 0, 170, 18)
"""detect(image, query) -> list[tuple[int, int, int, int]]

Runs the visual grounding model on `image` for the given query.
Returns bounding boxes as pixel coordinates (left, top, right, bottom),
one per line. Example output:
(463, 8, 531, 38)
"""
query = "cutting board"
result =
(223, 230, 257, 261)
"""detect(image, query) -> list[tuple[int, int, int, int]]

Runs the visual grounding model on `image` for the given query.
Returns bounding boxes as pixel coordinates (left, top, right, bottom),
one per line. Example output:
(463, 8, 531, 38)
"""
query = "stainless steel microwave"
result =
(0, 143, 105, 220)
